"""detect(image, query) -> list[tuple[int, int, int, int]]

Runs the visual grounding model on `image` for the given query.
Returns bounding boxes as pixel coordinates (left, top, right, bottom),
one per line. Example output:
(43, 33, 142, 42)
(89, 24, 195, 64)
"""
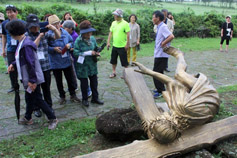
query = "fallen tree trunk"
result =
(75, 115, 237, 158)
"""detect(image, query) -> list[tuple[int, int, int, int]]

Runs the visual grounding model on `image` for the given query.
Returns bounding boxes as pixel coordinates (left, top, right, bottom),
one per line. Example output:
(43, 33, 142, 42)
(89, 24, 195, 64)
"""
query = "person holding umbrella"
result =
(7, 20, 58, 130)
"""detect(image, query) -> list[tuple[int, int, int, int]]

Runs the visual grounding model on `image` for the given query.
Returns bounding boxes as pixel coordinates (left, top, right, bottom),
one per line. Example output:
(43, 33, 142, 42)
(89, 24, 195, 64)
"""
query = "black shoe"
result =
(91, 99, 104, 105)
(7, 88, 14, 93)
(165, 68, 170, 72)
(82, 100, 89, 107)
(34, 110, 42, 118)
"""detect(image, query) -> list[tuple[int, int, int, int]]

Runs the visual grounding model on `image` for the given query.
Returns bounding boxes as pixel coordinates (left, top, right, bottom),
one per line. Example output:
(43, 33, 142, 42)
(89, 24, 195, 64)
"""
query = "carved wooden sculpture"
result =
(133, 46, 220, 144)
(75, 47, 237, 158)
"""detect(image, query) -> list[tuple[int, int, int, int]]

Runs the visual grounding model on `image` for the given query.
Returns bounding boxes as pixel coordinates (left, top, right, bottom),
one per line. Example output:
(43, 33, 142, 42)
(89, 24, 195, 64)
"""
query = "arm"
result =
(46, 24, 61, 39)
(161, 34, 174, 48)
(107, 31, 112, 50)
(34, 33, 44, 46)
(221, 29, 223, 37)
(2, 35, 7, 57)
(125, 31, 130, 51)
(137, 24, 140, 45)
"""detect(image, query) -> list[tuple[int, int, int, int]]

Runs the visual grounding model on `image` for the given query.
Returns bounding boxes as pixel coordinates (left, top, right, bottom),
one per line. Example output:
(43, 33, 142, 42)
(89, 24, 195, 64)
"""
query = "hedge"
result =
(0, 4, 236, 43)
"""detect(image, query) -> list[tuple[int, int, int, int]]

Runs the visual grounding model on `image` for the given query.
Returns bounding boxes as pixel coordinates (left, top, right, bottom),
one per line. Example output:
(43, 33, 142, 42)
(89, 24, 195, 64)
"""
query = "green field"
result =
(1, 1, 237, 15)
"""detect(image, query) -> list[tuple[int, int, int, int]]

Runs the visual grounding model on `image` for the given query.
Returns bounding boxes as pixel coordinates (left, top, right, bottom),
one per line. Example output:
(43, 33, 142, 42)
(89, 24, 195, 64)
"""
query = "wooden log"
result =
(75, 115, 237, 158)
(123, 68, 162, 123)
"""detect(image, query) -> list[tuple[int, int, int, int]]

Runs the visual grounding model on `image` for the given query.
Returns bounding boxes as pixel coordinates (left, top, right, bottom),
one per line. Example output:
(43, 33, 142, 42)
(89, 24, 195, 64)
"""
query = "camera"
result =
(40, 27, 49, 33)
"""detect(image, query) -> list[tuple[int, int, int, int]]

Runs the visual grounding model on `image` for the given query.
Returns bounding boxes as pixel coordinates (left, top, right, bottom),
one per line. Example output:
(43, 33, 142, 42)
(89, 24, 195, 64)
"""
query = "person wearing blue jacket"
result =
(7, 20, 58, 130)
(47, 15, 80, 105)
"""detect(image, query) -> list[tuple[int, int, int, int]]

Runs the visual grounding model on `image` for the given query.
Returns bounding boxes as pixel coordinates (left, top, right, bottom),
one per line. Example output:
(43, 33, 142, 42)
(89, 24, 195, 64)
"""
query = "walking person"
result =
(2, 5, 25, 93)
(47, 15, 80, 104)
(220, 15, 234, 53)
(107, 9, 130, 78)
(7, 20, 58, 129)
(127, 14, 140, 66)
(152, 10, 174, 98)
(0, 12, 8, 74)
(73, 20, 104, 107)
(25, 14, 61, 117)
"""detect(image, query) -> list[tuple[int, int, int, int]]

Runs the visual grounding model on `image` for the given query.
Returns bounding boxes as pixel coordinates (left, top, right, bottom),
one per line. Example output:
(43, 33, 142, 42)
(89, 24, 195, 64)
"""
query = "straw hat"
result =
(48, 14, 60, 25)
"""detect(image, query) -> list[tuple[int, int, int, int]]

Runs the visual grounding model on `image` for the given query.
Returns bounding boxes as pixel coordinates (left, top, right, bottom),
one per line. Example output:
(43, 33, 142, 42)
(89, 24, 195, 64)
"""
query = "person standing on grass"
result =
(25, 14, 61, 117)
(2, 5, 25, 93)
(154, 9, 174, 73)
(107, 9, 130, 78)
(152, 10, 174, 99)
(220, 15, 234, 53)
(127, 14, 140, 66)
(7, 20, 58, 130)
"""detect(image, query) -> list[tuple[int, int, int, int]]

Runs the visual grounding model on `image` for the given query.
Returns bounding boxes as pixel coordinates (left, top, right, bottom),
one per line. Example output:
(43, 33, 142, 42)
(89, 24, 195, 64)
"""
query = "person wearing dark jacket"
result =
(7, 20, 58, 130)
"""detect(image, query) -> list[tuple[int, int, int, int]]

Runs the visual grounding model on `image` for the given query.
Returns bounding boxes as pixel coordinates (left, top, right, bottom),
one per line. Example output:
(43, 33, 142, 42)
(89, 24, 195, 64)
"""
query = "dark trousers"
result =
(220, 37, 230, 45)
(79, 75, 98, 101)
(153, 58, 168, 93)
(53, 65, 77, 98)
(34, 70, 52, 111)
(7, 52, 19, 90)
(25, 86, 56, 120)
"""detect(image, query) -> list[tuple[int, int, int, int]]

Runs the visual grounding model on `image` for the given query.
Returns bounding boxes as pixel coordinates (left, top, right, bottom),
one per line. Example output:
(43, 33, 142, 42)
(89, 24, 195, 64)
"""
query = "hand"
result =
(125, 45, 129, 51)
(161, 42, 167, 48)
(70, 48, 74, 51)
(2, 50, 6, 58)
(28, 82, 37, 92)
(221, 34, 223, 37)
(66, 44, 71, 49)
(46, 24, 57, 31)
(136, 41, 140, 45)
(39, 33, 45, 38)
(8, 64, 14, 73)
(107, 43, 110, 50)
(133, 62, 149, 75)
(95, 52, 101, 56)
(54, 47, 62, 53)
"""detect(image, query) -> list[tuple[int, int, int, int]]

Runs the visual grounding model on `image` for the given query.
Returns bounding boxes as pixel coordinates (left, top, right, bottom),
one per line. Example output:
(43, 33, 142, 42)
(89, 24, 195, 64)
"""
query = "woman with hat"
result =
(220, 15, 234, 53)
(47, 14, 80, 105)
(73, 20, 104, 107)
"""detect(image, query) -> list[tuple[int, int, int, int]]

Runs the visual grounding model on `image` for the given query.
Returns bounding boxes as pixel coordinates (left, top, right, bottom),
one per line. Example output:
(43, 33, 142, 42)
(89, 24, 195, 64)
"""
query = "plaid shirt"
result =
(25, 32, 51, 71)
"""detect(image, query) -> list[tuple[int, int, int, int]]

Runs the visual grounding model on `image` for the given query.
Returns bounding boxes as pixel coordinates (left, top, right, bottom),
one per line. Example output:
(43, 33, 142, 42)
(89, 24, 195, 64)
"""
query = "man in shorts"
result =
(107, 9, 130, 78)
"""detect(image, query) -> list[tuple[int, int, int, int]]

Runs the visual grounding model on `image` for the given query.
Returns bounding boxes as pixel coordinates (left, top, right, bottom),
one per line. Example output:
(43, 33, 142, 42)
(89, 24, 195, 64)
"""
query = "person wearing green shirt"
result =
(107, 9, 130, 78)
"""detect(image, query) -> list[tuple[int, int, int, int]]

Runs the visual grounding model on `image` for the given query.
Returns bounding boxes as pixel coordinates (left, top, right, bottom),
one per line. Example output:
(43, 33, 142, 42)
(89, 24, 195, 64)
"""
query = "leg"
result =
(63, 66, 76, 96)
(110, 47, 119, 76)
(127, 47, 131, 64)
(53, 69, 65, 98)
(132, 47, 137, 62)
(118, 47, 129, 68)
(220, 37, 224, 52)
(41, 70, 53, 107)
(71, 63, 78, 89)
(79, 78, 88, 101)
(163, 47, 197, 89)
(153, 58, 167, 93)
(226, 38, 229, 52)
(89, 75, 99, 101)
(7, 52, 19, 91)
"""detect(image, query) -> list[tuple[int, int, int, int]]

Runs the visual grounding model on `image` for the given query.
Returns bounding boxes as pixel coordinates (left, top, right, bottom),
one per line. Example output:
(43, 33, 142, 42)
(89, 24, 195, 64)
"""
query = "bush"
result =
(1, 4, 236, 42)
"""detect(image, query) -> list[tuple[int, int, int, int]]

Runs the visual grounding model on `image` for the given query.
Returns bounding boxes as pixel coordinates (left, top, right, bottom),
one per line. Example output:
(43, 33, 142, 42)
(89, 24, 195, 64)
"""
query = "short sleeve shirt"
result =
(2, 19, 26, 53)
(154, 22, 172, 58)
(222, 22, 233, 37)
(110, 19, 130, 48)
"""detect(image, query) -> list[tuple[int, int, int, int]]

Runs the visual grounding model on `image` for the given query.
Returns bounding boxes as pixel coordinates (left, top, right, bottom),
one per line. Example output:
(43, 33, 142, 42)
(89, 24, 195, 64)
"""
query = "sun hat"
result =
(80, 27, 96, 34)
(112, 9, 123, 18)
(48, 14, 60, 25)
(0, 12, 5, 21)
(26, 14, 40, 29)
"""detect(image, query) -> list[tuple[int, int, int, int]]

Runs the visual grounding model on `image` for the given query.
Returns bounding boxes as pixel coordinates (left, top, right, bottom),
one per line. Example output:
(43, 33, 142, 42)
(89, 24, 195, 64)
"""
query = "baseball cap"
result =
(26, 14, 40, 29)
(112, 9, 123, 18)
(226, 15, 231, 19)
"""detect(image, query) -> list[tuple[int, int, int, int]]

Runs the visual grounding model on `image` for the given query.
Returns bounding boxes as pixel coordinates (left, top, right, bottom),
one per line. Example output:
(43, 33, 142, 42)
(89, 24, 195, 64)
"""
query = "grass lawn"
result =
(1, 1, 237, 15)
(0, 84, 235, 157)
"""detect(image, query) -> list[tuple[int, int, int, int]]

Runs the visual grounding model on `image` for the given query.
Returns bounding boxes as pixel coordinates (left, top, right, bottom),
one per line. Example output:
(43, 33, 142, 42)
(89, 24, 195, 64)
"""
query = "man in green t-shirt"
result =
(107, 9, 130, 78)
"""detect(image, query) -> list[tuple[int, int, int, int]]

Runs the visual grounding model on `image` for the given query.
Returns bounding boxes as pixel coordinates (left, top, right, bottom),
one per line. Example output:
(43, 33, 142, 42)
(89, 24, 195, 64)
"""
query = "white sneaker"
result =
(48, 119, 58, 130)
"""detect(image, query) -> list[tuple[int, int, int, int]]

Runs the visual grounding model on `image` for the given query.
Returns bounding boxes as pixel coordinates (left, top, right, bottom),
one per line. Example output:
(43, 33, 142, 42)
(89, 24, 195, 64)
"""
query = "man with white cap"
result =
(220, 15, 234, 53)
(107, 8, 130, 78)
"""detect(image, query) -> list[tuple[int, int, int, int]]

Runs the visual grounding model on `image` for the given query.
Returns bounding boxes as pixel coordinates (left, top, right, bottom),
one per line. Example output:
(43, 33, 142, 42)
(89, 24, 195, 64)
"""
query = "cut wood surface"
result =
(75, 115, 237, 158)
(123, 68, 162, 123)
